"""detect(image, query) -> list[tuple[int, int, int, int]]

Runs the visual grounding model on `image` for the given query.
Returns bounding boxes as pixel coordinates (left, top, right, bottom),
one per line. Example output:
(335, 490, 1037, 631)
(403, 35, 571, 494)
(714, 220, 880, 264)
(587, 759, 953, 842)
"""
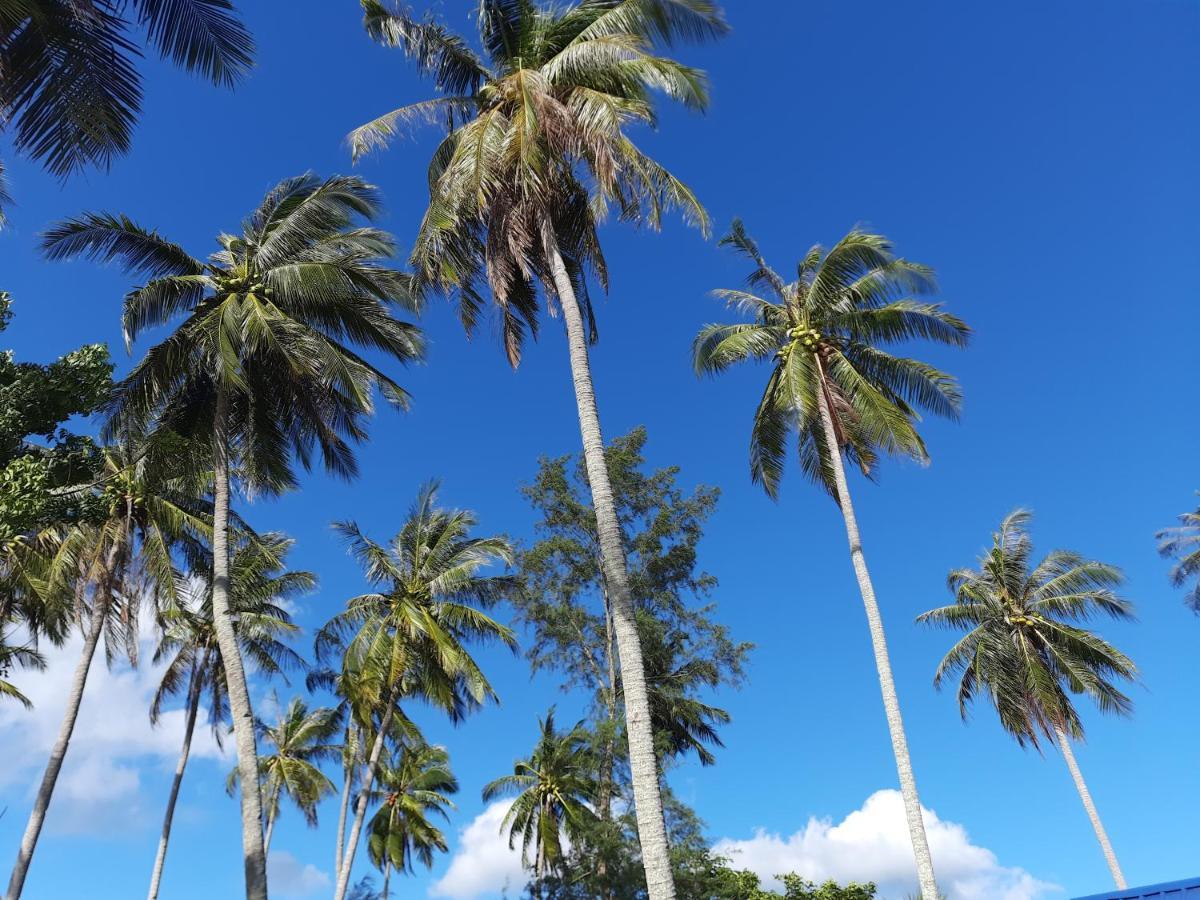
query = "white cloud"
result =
(429, 801, 526, 900)
(713, 790, 1058, 900)
(268, 851, 330, 897)
(0, 619, 228, 835)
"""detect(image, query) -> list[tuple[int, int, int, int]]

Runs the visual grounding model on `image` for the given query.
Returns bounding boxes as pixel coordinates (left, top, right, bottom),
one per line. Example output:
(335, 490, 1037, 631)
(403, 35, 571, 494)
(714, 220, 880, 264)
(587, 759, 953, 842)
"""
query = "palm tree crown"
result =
(1157, 495, 1200, 613)
(694, 220, 971, 498)
(42, 173, 424, 489)
(919, 509, 1138, 748)
(351, 0, 724, 365)
(484, 708, 597, 876)
(365, 742, 458, 876)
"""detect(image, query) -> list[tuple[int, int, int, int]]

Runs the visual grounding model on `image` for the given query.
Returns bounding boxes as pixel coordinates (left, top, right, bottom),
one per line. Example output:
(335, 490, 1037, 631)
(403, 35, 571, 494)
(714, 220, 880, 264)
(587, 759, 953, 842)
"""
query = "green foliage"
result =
(0, 292, 113, 542)
(356, 0, 724, 365)
(42, 173, 424, 497)
(365, 742, 458, 875)
(0, 0, 253, 184)
(694, 221, 969, 499)
(920, 509, 1138, 747)
(1157, 494, 1200, 613)
(517, 426, 750, 770)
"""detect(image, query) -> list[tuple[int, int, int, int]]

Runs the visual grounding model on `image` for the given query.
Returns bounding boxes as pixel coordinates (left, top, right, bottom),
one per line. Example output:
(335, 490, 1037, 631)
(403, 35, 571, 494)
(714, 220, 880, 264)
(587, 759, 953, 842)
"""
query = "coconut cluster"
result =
(789, 326, 822, 349)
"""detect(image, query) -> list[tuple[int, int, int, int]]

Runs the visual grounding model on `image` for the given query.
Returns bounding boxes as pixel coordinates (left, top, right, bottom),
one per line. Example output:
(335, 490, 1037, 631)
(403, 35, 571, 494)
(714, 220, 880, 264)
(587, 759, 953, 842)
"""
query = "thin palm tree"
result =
(6, 439, 208, 899)
(1157, 494, 1200, 613)
(364, 742, 458, 899)
(693, 221, 971, 899)
(230, 697, 341, 854)
(0, 0, 252, 216)
(147, 532, 309, 900)
(317, 481, 517, 900)
(42, 173, 424, 900)
(350, 6, 726, 894)
(918, 510, 1137, 888)
(484, 709, 597, 884)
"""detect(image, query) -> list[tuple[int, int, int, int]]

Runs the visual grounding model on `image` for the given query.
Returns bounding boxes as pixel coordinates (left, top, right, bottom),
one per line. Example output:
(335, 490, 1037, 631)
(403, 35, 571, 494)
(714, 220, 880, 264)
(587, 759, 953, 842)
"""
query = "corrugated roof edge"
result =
(1074, 877, 1200, 900)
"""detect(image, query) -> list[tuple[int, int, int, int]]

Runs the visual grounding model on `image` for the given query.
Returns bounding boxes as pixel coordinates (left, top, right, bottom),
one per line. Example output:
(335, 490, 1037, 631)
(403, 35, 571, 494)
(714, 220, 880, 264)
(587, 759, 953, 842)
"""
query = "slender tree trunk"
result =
(334, 741, 356, 879)
(263, 792, 279, 858)
(813, 359, 939, 900)
(1053, 725, 1126, 888)
(333, 696, 396, 900)
(146, 658, 205, 900)
(6, 593, 110, 900)
(547, 242, 676, 900)
(381, 860, 391, 900)
(212, 387, 269, 900)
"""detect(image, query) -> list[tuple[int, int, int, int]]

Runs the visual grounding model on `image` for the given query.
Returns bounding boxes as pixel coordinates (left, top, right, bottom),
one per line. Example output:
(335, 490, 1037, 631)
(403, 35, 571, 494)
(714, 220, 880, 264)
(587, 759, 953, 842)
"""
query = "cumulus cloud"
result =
(0, 620, 228, 835)
(429, 801, 526, 900)
(268, 851, 330, 897)
(713, 790, 1057, 900)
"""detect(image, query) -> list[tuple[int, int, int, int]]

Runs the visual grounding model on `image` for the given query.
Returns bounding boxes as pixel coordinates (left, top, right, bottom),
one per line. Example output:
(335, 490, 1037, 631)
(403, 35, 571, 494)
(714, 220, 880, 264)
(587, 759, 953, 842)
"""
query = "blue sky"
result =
(0, 1, 1197, 898)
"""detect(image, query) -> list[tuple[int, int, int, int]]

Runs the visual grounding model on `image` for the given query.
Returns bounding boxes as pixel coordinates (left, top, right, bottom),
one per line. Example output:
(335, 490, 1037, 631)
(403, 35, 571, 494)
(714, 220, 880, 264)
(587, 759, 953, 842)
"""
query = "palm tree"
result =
(693, 221, 971, 899)
(317, 482, 517, 900)
(350, 6, 727, 894)
(147, 532, 309, 900)
(1157, 494, 1200, 613)
(0, 0, 253, 219)
(918, 510, 1137, 888)
(42, 173, 424, 900)
(6, 439, 208, 899)
(484, 709, 597, 885)
(364, 742, 458, 899)
(231, 697, 341, 854)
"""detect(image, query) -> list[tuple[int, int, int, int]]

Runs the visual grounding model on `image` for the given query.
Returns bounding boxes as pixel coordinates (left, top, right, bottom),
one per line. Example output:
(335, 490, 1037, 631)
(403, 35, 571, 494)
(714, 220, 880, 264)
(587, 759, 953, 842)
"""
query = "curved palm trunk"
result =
(212, 388, 269, 900)
(547, 243, 676, 900)
(381, 861, 391, 900)
(333, 697, 395, 900)
(146, 660, 205, 900)
(263, 793, 279, 857)
(813, 362, 939, 900)
(1053, 725, 1126, 888)
(334, 749, 356, 878)
(6, 594, 109, 899)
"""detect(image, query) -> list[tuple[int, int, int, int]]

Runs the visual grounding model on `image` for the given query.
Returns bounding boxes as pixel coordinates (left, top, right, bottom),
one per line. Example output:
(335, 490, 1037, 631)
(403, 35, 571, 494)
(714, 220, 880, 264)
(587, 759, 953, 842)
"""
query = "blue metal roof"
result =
(1074, 878, 1200, 900)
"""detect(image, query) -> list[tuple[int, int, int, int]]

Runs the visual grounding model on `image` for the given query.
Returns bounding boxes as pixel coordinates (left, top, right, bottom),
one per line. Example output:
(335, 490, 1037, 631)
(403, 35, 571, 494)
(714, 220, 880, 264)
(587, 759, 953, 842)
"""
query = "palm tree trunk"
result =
(212, 386, 269, 900)
(334, 747, 356, 878)
(813, 360, 939, 900)
(264, 806, 277, 864)
(1053, 725, 1126, 888)
(6, 593, 110, 900)
(333, 696, 396, 900)
(146, 659, 205, 900)
(547, 242, 676, 900)
(381, 861, 391, 900)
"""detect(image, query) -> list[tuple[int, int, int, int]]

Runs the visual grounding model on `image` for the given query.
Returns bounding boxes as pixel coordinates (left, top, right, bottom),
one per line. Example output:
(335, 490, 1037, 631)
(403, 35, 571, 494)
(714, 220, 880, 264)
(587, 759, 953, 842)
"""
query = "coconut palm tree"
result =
(364, 742, 458, 898)
(693, 221, 971, 899)
(42, 173, 424, 900)
(484, 709, 597, 884)
(918, 510, 1137, 889)
(350, 6, 726, 894)
(317, 482, 517, 900)
(0, 0, 252, 200)
(1157, 494, 1200, 613)
(6, 439, 209, 899)
(146, 532, 308, 900)
(230, 697, 341, 854)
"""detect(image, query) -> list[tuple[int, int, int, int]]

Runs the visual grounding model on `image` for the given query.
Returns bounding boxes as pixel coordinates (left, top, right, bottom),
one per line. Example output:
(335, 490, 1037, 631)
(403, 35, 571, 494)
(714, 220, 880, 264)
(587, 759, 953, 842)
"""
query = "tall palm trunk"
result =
(147, 656, 205, 900)
(212, 388, 269, 900)
(263, 789, 280, 857)
(813, 360, 939, 900)
(1053, 725, 1126, 888)
(6, 592, 110, 899)
(381, 861, 391, 900)
(334, 742, 356, 878)
(333, 695, 396, 900)
(547, 242, 676, 900)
